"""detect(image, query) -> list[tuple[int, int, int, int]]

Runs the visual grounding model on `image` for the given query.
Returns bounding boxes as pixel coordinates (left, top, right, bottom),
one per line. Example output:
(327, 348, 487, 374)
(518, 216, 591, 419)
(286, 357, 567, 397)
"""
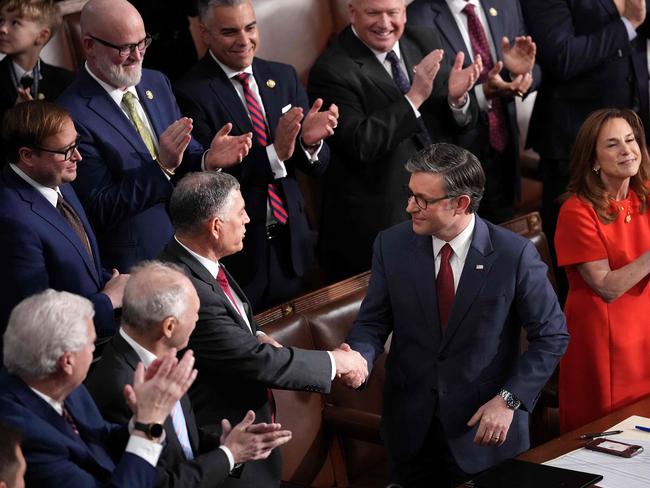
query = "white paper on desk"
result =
(607, 415, 650, 441)
(544, 438, 650, 488)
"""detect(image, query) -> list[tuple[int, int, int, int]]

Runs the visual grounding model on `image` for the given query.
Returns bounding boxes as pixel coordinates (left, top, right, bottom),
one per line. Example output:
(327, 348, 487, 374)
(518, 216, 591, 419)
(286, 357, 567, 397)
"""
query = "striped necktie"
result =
(234, 73, 289, 224)
(171, 401, 194, 460)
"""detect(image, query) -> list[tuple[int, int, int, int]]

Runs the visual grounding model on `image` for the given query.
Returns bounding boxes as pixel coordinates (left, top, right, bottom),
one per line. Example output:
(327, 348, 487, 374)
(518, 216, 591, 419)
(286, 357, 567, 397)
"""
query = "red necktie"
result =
(62, 406, 80, 435)
(234, 73, 288, 225)
(216, 266, 244, 317)
(462, 3, 509, 153)
(217, 265, 276, 421)
(436, 243, 455, 332)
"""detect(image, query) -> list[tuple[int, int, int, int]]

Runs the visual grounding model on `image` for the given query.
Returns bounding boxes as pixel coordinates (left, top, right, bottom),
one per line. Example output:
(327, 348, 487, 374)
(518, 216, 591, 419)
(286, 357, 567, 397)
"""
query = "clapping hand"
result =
(501, 36, 536, 76)
(483, 61, 533, 99)
(448, 52, 482, 106)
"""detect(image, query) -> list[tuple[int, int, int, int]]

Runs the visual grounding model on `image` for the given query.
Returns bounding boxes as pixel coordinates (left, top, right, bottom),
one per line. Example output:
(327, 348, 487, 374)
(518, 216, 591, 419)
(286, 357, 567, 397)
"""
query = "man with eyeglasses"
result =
(344, 143, 568, 487)
(57, 0, 253, 274)
(0, 100, 127, 347)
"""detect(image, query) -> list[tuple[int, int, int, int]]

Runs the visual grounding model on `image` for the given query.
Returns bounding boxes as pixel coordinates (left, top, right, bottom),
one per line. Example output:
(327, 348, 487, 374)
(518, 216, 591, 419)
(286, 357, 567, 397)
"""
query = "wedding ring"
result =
(516, 90, 524, 97)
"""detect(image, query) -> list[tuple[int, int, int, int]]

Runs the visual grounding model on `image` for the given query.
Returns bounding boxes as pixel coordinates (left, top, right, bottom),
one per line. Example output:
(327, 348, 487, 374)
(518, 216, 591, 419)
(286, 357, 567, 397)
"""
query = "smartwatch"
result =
(133, 421, 164, 440)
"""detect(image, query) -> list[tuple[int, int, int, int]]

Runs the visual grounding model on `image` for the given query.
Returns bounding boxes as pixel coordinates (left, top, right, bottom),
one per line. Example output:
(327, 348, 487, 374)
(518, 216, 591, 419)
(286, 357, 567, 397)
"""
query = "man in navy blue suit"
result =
(521, 0, 650, 254)
(57, 0, 252, 273)
(407, 0, 540, 223)
(174, 0, 339, 311)
(0, 289, 197, 487)
(345, 144, 569, 487)
(0, 101, 127, 338)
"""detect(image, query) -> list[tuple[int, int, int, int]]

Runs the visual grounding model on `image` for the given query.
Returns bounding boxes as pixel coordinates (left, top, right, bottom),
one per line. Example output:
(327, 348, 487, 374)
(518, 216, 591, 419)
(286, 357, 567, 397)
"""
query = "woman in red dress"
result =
(556, 108, 650, 433)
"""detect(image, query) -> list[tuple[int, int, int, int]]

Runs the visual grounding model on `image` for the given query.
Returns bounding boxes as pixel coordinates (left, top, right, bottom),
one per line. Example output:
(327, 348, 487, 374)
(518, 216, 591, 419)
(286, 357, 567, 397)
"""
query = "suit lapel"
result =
(3, 167, 102, 287)
(410, 233, 442, 346)
(165, 239, 255, 333)
(78, 70, 152, 164)
(480, 0, 505, 60)
(340, 27, 404, 102)
(430, 0, 471, 62)
(440, 217, 496, 351)
(254, 59, 282, 140)
(136, 81, 166, 140)
(202, 55, 254, 135)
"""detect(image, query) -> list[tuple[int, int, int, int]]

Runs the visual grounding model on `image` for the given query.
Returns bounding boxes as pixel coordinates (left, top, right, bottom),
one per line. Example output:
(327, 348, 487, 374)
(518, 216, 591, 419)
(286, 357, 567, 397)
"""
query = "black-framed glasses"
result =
(406, 189, 452, 210)
(31, 138, 80, 161)
(88, 33, 152, 57)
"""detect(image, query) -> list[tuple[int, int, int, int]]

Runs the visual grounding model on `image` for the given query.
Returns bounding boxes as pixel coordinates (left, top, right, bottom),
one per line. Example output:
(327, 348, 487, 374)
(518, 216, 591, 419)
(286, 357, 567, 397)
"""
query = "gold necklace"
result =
(619, 203, 632, 223)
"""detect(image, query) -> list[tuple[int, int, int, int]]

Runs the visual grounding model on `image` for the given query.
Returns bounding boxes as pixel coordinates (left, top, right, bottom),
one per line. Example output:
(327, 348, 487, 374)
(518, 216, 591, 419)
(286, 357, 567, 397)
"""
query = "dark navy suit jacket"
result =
(57, 68, 204, 272)
(521, 0, 650, 160)
(174, 55, 328, 292)
(0, 370, 158, 487)
(407, 0, 542, 196)
(346, 217, 569, 473)
(0, 165, 113, 336)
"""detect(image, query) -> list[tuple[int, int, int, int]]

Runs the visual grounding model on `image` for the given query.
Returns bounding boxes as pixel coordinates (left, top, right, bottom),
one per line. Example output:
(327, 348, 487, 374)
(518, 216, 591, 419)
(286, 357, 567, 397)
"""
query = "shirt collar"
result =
(10, 163, 60, 207)
(432, 213, 476, 261)
(174, 235, 220, 279)
(84, 61, 139, 107)
(209, 50, 254, 80)
(447, 0, 481, 16)
(119, 328, 158, 367)
(29, 387, 63, 415)
(350, 25, 401, 64)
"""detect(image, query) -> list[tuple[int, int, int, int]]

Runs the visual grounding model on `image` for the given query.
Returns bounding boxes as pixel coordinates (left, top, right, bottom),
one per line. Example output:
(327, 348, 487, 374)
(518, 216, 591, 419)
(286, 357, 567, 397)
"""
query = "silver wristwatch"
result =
(499, 388, 521, 410)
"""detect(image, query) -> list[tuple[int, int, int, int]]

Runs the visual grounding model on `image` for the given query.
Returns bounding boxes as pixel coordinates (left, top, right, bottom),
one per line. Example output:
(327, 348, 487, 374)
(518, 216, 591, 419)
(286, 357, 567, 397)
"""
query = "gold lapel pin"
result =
(145, 90, 154, 100)
(266, 79, 276, 88)
(489, 7, 498, 16)
(37, 93, 45, 100)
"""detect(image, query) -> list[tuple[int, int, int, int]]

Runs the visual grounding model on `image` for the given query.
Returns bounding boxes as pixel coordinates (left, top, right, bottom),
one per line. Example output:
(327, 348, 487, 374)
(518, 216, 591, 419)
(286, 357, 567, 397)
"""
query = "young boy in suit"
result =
(0, 0, 73, 118)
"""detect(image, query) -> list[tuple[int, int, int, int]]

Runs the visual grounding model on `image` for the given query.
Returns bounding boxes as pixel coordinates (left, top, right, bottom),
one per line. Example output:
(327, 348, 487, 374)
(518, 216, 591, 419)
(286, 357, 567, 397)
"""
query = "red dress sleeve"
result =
(555, 196, 608, 267)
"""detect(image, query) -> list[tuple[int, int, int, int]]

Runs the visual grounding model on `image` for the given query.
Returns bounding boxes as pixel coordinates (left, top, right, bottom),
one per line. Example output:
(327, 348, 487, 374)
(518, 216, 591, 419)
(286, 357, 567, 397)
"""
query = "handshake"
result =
(331, 343, 368, 389)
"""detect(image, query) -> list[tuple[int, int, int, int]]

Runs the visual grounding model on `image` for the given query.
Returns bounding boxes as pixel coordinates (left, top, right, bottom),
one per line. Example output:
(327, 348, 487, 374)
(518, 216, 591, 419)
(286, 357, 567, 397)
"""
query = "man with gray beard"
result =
(57, 0, 253, 272)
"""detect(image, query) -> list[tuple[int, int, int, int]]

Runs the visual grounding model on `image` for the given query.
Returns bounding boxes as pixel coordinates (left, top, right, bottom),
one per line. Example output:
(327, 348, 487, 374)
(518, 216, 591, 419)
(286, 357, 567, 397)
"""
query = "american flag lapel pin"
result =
(475, 264, 484, 270)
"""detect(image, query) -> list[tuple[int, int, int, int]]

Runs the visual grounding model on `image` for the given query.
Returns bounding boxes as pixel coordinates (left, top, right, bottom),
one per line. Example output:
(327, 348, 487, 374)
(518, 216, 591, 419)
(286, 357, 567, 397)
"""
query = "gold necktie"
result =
(121, 91, 158, 160)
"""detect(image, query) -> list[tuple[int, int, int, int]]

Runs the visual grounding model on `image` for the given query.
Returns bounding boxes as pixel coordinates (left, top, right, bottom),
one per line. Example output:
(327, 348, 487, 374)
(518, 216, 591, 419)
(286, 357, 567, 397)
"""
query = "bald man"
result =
(87, 262, 292, 487)
(57, 0, 252, 272)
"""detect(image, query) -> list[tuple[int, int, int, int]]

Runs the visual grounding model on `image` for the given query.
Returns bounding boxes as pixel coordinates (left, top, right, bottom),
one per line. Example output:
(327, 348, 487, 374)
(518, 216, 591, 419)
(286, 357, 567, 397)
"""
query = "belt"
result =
(266, 223, 283, 240)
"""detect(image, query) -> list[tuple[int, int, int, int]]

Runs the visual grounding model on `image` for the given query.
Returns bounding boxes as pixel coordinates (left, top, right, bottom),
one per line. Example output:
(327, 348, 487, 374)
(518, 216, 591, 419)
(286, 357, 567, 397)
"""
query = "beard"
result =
(95, 55, 142, 88)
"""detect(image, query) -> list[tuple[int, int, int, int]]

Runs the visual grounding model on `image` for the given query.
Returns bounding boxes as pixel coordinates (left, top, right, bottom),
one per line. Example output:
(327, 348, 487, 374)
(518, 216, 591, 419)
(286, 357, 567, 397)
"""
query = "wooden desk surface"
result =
(518, 395, 650, 463)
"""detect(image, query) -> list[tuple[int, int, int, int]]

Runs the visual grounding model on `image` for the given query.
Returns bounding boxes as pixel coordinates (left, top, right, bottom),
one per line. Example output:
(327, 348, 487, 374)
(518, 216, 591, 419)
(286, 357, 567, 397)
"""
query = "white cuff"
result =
(266, 144, 288, 179)
(326, 351, 336, 381)
(125, 435, 163, 467)
(219, 445, 236, 472)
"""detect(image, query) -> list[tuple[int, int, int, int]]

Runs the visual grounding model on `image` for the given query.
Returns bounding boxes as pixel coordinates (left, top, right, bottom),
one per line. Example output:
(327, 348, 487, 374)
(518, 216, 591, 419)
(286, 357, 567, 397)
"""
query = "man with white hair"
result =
(0, 289, 197, 487)
(87, 261, 293, 487)
(57, 0, 253, 272)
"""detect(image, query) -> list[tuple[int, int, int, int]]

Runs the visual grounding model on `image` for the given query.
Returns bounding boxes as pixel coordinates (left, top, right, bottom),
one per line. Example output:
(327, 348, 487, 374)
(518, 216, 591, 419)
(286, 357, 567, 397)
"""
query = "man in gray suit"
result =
(159, 171, 368, 487)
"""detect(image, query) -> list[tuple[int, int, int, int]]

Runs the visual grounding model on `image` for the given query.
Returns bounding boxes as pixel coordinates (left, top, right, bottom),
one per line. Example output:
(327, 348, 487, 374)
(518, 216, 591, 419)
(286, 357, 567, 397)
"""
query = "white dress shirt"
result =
(432, 214, 475, 291)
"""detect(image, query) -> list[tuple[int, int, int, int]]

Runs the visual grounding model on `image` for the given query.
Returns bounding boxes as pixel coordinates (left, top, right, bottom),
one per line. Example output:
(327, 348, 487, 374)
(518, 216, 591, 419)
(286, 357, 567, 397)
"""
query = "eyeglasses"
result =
(31, 139, 80, 161)
(406, 189, 452, 210)
(88, 33, 152, 57)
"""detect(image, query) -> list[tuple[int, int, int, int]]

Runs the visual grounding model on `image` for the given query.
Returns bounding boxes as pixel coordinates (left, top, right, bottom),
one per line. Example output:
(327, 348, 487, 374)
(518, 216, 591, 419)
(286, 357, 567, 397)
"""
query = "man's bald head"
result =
(81, 0, 147, 89)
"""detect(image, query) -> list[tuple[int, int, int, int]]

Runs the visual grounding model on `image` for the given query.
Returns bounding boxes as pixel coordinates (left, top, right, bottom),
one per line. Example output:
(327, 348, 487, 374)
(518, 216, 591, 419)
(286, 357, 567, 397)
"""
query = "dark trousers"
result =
(476, 139, 516, 225)
(540, 157, 569, 303)
(389, 415, 472, 488)
(242, 225, 303, 312)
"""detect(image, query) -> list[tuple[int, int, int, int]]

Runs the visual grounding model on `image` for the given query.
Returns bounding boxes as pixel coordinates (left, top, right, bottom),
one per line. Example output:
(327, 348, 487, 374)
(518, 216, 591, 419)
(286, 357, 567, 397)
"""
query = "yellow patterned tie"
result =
(121, 91, 158, 160)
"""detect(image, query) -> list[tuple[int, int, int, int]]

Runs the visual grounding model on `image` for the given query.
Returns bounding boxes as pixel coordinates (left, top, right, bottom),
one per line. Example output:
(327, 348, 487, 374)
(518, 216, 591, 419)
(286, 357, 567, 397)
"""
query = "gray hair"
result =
(121, 261, 192, 333)
(405, 143, 485, 213)
(3, 290, 93, 379)
(170, 171, 240, 235)
(198, 0, 246, 21)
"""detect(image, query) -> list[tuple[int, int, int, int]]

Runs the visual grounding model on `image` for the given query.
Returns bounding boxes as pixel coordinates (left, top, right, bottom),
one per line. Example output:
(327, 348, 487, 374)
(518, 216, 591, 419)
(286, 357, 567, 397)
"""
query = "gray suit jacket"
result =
(159, 238, 332, 487)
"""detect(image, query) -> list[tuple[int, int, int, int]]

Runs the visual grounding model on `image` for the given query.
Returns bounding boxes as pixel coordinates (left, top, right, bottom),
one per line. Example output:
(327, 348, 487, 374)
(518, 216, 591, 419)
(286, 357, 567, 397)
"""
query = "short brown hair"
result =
(1, 100, 72, 164)
(567, 108, 650, 223)
(0, 0, 63, 36)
